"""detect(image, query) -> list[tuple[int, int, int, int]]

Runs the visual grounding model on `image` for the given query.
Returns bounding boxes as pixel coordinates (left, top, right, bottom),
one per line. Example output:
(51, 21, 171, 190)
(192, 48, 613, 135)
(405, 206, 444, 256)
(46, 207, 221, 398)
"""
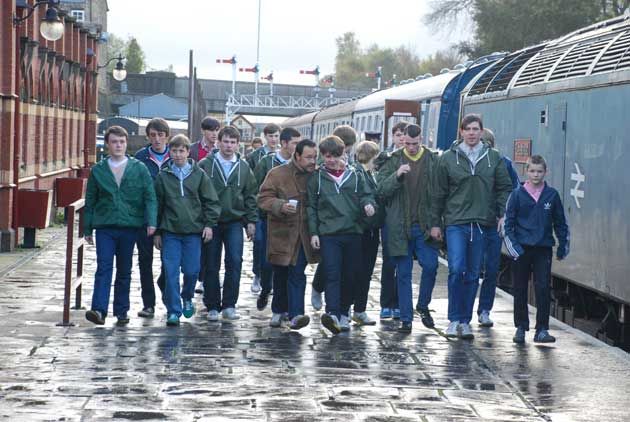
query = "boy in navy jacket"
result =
(504, 155, 569, 344)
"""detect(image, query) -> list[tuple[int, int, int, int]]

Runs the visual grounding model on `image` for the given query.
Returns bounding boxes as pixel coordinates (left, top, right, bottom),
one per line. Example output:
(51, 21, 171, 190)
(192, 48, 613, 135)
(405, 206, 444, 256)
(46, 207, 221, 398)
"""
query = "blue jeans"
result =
(136, 228, 165, 308)
(393, 224, 439, 323)
(255, 216, 273, 295)
(320, 234, 361, 319)
(478, 226, 501, 314)
(91, 228, 137, 317)
(445, 224, 486, 324)
(379, 225, 398, 309)
(272, 247, 308, 318)
(203, 221, 244, 311)
(162, 232, 201, 317)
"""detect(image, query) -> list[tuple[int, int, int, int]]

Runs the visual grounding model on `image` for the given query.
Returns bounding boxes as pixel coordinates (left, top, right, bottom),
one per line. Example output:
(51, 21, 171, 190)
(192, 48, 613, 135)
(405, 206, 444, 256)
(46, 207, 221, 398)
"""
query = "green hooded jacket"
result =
(84, 156, 157, 236)
(154, 160, 221, 234)
(198, 153, 258, 225)
(354, 165, 385, 230)
(376, 147, 440, 257)
(306, 166, 375, 236)
(246, 146, 274, 170)
(431, 141, 513, 228)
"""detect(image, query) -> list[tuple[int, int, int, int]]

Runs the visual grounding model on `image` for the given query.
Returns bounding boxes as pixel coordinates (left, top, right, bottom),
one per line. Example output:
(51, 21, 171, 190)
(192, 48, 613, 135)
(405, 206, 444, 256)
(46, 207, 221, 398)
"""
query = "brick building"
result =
(0, 1, 100, 251)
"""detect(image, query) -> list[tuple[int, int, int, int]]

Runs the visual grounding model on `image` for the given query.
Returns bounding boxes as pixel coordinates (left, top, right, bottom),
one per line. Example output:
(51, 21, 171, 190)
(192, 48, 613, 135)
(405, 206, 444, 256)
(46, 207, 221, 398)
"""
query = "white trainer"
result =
(222, 307, 240, 320)
(339, 315, 351, 332)
(311, 287, 323, 311)
(459, 322, 475, 339)
(478, 310, 494, 327)
(269, 313, 282, 328)
(207, 310, 219, 322)
(445, 321, 460, 338)
(251, 275, 262, 293)
(352, 311, 376, 326)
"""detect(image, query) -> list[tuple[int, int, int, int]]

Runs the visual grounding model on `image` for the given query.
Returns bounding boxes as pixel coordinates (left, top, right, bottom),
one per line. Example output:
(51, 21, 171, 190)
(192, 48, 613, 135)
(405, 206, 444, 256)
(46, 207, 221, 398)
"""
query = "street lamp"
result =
(14, 0, 64, 42)
(98, 55, 127, 81)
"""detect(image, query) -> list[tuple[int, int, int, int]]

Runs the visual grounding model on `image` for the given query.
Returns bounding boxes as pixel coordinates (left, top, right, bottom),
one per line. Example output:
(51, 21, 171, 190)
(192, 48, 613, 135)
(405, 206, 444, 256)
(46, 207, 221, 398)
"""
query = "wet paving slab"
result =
(1, 233, 629, 421)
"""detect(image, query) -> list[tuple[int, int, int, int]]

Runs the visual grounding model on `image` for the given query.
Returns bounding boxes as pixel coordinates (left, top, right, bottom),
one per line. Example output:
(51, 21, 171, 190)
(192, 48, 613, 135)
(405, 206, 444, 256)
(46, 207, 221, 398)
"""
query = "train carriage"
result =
(461, 15, 630, 344)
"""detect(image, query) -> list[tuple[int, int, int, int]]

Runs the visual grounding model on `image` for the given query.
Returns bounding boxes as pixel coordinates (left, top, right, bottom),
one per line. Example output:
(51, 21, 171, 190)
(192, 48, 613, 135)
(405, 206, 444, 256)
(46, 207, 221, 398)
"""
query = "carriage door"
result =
(383, 99, 420, 150)
(547, 102, 567, 198)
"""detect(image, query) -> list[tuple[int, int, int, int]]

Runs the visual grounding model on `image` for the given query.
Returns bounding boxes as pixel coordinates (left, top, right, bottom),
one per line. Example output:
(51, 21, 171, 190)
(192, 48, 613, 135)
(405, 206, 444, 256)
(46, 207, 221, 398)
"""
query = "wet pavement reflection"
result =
(0, 232, 629, 420)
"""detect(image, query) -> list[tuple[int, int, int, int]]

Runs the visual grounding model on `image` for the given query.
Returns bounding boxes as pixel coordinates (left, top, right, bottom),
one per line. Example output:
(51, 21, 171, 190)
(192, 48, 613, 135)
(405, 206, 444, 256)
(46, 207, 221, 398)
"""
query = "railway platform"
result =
(0, 230, 628, 421)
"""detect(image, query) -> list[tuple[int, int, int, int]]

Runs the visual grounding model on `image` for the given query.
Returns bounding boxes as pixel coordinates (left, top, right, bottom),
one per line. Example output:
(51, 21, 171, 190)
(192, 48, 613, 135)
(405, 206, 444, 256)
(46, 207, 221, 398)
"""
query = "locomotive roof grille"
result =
(467, 55, 515, 96)
(592, 30, 630, 74)
(486, 48, 543, 92)
(511, 19, 630, 88)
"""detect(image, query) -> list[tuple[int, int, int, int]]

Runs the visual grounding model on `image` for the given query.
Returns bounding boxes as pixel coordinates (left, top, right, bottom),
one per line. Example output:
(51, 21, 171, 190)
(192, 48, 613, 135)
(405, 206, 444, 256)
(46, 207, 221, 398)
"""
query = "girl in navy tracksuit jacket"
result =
(504, 155, 569, 344)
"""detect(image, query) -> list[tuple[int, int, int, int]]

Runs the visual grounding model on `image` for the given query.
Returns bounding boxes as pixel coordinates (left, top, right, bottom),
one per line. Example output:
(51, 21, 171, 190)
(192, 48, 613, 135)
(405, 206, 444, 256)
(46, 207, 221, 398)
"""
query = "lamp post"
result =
(14, 0, 64, 41)
(80, 54, 126, 170)
(98, 54, 127, 81)
(11, 0, 65, 247)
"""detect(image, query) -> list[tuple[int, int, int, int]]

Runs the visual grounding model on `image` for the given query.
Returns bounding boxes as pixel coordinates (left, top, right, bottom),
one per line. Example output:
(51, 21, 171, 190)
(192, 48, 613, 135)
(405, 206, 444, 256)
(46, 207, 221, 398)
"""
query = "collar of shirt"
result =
(216, 152, 237, 166)
(458, 142, 483, 161)
(275, 152, 290, 164)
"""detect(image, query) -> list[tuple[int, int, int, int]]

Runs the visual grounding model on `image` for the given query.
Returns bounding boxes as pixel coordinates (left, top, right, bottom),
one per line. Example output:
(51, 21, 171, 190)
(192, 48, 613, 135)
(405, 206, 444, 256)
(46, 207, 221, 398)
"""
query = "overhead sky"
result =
(106, 0, 471, 86)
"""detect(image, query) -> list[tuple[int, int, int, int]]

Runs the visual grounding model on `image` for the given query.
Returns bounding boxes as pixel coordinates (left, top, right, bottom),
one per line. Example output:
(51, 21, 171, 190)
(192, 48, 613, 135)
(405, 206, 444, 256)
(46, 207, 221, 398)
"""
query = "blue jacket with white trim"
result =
(503, 182, 569, 260)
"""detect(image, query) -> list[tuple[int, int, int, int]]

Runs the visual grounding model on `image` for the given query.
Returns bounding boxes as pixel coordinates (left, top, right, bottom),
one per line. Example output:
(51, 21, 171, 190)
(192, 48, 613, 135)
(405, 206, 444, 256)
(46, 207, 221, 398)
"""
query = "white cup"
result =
(288, 199, 298, 207)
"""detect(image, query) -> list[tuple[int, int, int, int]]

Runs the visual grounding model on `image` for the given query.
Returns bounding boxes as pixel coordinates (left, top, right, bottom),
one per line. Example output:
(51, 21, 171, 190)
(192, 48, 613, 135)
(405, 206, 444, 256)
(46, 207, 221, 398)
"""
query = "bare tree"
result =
(423, 0, 476, 28)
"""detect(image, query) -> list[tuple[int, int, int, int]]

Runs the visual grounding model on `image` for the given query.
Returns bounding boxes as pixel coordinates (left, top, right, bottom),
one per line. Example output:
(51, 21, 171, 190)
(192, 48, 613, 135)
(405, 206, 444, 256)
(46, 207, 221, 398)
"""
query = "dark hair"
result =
(295, 139, 317, 156)
(145, 117, 170, 136)
(280, 127, 301, 143)
(404, 123, 421, 138)
(526, 154, 547, 171)
(169, 134, 191, 150)
(355, 141, 380, 164)
(392, 121, 409, 134)
(332, 125, 357, 147)
(105, 125, 128, 143)
(251, 137, 263, 147)
(201, 116, 220, 131)
(318, 135, 345, 157)
(460, 113, 484, 130)
(263, 123, 281, 135)
(218, 125, 241, 141)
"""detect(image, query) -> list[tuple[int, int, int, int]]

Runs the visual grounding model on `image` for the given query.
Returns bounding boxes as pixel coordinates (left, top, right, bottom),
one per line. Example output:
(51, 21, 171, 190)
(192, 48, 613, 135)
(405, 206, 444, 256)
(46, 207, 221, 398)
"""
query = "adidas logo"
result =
(544, 202, 551, 210)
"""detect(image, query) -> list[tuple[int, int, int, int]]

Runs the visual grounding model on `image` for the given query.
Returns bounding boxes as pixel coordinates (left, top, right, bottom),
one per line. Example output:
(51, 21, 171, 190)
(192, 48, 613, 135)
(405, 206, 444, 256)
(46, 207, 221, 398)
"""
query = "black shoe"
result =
(256, 293, 269, 311)
(86, 310, 105, 325)
(416, 306, 435, 329)
(116, 313, 130, 326)
(137, 307, 154, 318)
(397, 322, 412, 333)
(534, 329, 556, 343)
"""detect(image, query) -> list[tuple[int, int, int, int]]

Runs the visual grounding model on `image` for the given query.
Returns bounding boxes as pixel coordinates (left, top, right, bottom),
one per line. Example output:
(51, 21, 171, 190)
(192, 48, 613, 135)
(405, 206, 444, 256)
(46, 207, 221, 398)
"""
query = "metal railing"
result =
(57, 198, 85, 327)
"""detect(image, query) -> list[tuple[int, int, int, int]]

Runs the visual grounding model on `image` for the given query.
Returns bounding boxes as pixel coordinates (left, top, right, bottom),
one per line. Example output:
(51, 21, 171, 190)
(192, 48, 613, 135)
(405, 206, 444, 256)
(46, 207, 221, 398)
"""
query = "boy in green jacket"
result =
(198, 126, 258, 321)
(153, 135, 221, 326)
(307, 136, 376, 334)
(84, 126, 157, 326)
(430, 114, 513, 339)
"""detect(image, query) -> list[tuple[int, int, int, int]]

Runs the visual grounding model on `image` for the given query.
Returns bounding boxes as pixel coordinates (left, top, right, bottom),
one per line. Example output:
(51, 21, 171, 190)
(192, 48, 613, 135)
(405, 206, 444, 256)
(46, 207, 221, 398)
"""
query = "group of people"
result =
(83, 113, 569, 344)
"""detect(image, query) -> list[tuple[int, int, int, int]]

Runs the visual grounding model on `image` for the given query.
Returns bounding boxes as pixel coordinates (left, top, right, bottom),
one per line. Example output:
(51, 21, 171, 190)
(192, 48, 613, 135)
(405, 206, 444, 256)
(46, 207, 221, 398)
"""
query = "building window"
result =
(71, 10, 85, 22)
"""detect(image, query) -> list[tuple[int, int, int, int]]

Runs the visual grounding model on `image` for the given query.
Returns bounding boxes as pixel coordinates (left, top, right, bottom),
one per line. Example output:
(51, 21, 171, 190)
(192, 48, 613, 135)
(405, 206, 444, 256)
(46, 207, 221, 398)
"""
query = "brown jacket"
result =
(257, 159, 319, 266)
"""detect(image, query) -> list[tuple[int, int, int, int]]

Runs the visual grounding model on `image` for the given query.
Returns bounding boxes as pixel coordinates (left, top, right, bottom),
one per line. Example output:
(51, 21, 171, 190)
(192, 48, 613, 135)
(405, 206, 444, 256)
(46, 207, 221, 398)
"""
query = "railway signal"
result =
(300, 66, 320, 86)
(262, 72, 274, 96)
(239, 64, 260, 97)
(217, 55, 237, 96)
(366, 66, 383, 90)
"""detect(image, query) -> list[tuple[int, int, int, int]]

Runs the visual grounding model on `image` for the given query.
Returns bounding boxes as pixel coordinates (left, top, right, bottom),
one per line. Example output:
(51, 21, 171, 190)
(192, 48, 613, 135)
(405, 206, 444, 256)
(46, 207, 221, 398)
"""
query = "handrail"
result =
(57, 198, 85, 326)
